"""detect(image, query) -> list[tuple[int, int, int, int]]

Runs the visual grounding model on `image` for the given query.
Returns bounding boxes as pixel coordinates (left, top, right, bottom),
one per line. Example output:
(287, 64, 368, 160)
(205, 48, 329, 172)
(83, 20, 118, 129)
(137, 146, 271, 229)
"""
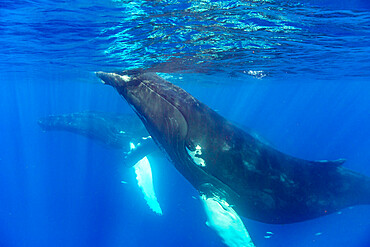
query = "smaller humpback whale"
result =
(38, 111, 162, 214)
(38, 111, 158, 166)
(96, 70, 370, 247)
(38, 111, 148, 150)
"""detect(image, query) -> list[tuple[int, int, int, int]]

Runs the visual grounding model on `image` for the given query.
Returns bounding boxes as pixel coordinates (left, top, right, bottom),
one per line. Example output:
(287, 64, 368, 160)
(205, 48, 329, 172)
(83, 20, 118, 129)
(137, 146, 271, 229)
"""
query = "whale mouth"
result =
(95, 71, 116, 87)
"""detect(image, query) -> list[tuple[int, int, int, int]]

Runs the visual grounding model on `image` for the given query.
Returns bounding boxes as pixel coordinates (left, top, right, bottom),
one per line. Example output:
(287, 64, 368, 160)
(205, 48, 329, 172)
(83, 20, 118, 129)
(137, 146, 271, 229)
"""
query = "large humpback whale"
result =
(96, 70, 370, 246)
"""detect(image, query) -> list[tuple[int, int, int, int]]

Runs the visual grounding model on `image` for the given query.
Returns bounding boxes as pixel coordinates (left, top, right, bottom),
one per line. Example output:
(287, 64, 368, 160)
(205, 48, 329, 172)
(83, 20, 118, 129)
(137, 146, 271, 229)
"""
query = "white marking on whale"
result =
(186, 145, 206, 167)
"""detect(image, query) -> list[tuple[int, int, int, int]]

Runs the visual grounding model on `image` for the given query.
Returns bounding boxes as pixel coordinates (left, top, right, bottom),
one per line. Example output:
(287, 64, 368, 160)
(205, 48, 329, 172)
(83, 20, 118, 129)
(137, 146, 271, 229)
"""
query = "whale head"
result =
(96, 70, 189, 147)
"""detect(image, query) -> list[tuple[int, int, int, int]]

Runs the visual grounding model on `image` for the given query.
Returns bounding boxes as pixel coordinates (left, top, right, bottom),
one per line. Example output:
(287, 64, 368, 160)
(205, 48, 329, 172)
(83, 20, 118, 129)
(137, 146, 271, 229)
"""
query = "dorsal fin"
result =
(313, 158, 346, 167)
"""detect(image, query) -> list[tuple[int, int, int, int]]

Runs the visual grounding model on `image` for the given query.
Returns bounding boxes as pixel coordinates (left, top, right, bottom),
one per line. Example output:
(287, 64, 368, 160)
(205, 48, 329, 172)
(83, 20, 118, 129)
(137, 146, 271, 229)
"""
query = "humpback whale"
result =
(96, 70, 370, 246)
(38, 111, 162, 214)
(38, 112, 158, 166)
(38, 112, 148, 150)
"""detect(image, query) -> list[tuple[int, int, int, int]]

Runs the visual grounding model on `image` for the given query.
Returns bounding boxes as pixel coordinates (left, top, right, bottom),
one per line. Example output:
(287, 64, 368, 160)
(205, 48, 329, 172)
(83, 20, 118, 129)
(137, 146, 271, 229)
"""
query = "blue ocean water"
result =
(0, 0, 369, 246)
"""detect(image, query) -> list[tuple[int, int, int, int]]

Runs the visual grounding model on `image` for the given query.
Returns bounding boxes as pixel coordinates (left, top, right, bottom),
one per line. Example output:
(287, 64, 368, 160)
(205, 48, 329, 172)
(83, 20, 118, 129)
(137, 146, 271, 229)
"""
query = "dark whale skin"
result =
(96, 70, 370, 224)
(38, 111, 148, 150)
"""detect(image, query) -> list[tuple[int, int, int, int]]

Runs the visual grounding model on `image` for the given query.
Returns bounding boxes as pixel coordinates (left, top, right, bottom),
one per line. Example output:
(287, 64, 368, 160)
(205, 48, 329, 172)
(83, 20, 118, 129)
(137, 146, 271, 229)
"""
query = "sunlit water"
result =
(0, 0, 369, 246)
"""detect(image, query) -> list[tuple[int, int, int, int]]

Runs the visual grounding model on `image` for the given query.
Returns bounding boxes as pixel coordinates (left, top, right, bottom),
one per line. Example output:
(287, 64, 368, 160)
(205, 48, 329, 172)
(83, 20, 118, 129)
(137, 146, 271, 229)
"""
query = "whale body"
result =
(38, 112, 159, 166)
(38, 112, 148, 150)
(96, 70, 370, 226)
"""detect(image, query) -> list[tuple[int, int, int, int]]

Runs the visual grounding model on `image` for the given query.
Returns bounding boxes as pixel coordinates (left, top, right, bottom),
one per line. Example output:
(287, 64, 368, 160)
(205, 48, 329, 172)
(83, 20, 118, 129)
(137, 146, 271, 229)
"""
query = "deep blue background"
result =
(1, 0, 369, 246)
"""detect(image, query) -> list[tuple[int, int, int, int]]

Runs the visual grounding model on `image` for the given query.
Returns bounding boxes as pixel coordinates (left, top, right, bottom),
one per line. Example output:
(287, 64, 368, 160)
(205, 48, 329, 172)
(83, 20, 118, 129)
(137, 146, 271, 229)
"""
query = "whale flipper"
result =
(200, 194, 255, 247)
(126, 140, 163, 215)
(132, 155, 162, 215)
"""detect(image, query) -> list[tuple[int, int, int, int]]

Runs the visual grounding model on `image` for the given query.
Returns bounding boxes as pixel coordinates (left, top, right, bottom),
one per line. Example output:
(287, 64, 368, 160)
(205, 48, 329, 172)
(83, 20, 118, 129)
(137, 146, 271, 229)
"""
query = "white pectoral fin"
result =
(200, 194, 255, 247)
(132, 156, 163, 215)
